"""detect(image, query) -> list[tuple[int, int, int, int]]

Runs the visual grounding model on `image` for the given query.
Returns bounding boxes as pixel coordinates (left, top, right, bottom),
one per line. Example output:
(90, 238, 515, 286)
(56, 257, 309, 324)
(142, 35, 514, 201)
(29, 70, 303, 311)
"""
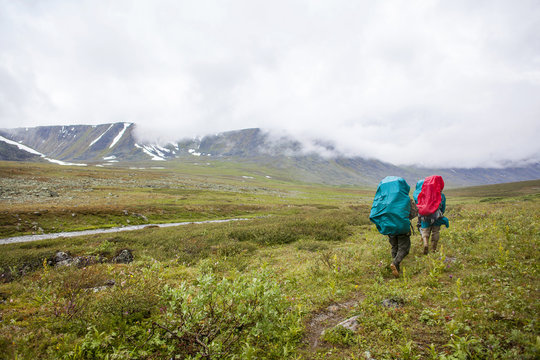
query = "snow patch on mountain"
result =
(134, 143, 166, 161)
(46, 158, 87, 166)
(0, 135, 87, 166)
(109, 123, 131, 149)
(0, 135, 42, 155)
(89, 124, 114, 147)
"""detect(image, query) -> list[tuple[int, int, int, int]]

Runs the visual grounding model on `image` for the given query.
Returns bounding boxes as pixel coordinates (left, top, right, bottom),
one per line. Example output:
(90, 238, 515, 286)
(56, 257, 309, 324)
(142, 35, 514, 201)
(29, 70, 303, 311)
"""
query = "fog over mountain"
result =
(1, 123, 539, 187)
(1, 1, 539, 167)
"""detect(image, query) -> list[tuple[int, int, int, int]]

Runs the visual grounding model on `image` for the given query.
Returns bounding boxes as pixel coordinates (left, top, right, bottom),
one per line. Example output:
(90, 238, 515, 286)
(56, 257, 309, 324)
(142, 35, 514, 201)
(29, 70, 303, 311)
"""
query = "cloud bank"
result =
(1, 0, 539, 167)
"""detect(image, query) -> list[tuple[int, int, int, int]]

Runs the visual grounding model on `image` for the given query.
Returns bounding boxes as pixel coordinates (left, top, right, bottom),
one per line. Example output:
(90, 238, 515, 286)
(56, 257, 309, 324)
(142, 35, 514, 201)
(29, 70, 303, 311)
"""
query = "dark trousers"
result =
(388, 233, 411, 271)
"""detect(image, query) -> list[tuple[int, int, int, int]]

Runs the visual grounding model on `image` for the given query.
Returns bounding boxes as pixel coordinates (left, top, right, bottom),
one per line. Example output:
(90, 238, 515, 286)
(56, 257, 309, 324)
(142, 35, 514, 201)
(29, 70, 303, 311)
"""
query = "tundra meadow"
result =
(0, 162, 538, 359)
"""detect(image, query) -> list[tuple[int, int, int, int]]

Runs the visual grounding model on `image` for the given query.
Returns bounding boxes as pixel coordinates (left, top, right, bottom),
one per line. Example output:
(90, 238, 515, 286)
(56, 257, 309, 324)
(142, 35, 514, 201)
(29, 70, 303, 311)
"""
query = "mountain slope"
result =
(1, 123, 140, 162)
(1, 124, 539, 187)
(0, 137, 43, 162)
(172, 129, 540, 187)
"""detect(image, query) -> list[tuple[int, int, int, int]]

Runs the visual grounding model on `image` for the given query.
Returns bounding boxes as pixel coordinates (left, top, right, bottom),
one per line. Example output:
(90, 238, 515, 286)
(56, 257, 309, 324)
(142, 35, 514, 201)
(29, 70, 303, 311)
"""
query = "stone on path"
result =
(335, 315, 360, 332)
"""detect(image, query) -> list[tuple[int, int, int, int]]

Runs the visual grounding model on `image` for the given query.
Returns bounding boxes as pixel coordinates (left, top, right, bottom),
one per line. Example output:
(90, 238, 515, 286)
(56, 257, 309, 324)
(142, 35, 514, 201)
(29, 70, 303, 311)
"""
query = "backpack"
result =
(369, 176, 411, 236)
(416, 175, 445, 225)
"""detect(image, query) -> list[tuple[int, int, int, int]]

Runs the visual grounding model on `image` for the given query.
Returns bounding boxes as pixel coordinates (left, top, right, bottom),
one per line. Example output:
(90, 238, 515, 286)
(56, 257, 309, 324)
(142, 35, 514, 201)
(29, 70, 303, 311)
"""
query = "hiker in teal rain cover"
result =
(413, 175, 450, 254)
(369, 176, 418, 277)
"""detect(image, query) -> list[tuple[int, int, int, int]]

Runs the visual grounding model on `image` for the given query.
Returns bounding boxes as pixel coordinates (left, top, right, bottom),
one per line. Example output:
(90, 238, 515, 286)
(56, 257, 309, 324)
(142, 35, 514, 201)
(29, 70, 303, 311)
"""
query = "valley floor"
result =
(0, 162, 538, 359)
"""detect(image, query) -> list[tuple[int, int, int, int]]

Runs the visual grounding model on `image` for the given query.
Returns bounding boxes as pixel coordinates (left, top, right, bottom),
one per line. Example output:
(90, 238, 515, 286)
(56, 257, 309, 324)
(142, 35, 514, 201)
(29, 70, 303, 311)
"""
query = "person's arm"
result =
(409, 198, 418, 219)
(440, 193, 446, 214)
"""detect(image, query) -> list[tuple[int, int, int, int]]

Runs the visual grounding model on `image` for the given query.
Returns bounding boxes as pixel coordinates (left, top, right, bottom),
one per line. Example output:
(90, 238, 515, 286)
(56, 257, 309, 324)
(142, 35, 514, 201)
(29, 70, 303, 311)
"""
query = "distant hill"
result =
(445, 179, 540, 198)
(1, 123, 539, 187)
(0, 123, 145, 163)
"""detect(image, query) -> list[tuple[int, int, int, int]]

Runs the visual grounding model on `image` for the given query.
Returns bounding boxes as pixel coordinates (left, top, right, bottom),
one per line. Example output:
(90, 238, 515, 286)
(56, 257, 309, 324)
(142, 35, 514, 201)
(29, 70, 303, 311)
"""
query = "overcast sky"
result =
(1, 0, 539, 167)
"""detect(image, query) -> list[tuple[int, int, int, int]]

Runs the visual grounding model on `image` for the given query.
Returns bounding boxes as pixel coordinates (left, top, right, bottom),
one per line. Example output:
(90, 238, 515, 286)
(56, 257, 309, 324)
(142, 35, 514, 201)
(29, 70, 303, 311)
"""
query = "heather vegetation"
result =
(0, 162, 538, 359)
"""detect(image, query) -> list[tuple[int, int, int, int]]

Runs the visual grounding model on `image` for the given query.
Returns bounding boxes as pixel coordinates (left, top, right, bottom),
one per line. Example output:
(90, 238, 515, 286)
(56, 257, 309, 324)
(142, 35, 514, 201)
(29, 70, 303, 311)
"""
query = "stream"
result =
(0, 218, 249, 245)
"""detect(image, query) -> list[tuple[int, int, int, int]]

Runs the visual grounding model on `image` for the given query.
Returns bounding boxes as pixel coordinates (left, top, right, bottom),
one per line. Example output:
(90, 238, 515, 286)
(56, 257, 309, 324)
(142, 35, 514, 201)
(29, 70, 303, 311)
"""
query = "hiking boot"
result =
(390, 263, 399, 277)
(423, 244, 429, 255)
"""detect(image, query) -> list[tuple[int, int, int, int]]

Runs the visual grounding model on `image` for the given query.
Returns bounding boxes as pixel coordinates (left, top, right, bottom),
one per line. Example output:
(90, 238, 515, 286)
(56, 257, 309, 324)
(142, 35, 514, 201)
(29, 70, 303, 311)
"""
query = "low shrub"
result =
(321, 326, 357, 346)
(228, 210, 355, 246)
(154, 270, 303, 359)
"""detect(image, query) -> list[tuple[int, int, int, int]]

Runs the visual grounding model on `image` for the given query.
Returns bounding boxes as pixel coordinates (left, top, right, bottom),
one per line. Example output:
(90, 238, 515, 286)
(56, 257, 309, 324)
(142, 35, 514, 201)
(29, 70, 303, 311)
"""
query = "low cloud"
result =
(1, 0, 539, 167)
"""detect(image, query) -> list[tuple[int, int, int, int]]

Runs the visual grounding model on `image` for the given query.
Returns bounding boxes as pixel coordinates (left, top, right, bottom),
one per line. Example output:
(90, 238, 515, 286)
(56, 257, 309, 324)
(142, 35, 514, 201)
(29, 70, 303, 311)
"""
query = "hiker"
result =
(369, 176, 418, 277)
(413, 175, 450, 254)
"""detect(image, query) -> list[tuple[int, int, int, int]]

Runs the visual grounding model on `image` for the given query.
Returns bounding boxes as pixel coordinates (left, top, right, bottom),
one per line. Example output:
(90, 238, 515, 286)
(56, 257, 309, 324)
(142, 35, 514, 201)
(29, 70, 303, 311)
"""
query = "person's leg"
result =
(393, 234, 411, 273)
(431, 226, 441, 252)
(388, 235, 399, 277)
(389, 236, 398, 259)
(420, 227, 431, 255)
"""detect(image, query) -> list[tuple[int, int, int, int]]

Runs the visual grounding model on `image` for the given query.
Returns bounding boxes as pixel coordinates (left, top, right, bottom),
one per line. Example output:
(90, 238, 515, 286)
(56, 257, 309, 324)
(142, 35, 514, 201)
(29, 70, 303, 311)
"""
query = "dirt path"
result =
(303, 291, 365, 350)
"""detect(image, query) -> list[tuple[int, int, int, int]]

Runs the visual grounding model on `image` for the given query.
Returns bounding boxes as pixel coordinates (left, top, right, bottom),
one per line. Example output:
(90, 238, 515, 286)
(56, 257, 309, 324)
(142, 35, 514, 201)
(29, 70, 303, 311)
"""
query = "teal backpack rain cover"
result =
(369, 176, 411, 235)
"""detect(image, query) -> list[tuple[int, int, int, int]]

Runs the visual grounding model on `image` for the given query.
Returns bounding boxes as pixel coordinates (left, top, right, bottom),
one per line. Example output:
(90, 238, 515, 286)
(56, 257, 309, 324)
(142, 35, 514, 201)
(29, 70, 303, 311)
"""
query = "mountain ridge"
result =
(1, 122, 539, 187)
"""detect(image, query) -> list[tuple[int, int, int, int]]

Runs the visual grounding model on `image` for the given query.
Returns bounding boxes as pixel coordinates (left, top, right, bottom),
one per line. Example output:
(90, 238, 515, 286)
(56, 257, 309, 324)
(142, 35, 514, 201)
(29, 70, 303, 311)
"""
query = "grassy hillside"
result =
(0, 162, 538, 359)
(445, 179, 540, 198)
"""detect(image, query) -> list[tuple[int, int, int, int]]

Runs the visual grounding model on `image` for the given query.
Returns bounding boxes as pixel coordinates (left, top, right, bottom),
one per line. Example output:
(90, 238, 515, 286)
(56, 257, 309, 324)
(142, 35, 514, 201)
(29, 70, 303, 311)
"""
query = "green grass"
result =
(445, 179, 540, 198)
(0, 162, 538, 359)
(0, 161, 372, 238)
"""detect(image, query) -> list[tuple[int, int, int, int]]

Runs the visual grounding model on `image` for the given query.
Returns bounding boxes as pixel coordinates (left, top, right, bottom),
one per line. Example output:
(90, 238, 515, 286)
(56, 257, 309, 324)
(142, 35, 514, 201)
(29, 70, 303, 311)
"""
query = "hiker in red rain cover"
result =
(414, 175, 450, 254)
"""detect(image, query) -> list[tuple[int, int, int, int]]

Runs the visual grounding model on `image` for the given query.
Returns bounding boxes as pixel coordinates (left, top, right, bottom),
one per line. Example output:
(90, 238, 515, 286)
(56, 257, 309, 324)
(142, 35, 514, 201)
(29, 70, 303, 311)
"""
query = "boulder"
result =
(71, 255, 106, 268)
(52, 251, 73, 267)
(112, 249, 134, 264)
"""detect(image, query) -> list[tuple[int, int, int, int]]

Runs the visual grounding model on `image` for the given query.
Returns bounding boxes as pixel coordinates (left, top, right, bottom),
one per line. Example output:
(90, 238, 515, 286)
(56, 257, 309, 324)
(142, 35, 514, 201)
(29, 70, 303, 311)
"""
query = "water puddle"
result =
(0, 218, 249, 245)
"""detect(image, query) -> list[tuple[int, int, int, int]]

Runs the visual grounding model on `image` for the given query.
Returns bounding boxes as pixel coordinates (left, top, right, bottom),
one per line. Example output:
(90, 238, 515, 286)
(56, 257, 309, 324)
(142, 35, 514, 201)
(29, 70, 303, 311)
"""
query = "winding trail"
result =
(0, 218, 249, 245)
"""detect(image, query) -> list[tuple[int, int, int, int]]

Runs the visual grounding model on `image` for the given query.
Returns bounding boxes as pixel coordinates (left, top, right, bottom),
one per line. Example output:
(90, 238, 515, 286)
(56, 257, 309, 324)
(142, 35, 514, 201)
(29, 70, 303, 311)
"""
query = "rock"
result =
(56, 259, 74, 267)
(53, 251, 73, 267)
(71, 255, 104, 268)
(112, 249, 134, 264)
(134, 213, 148, 222)
(364, 351, 376, 360)
(91, 279, 116, 293)
(122, 209, 129, 216)
(53, 251, 70, 262)
(335, 315, 360, 332)
(48, 190, 59, 197)
(51, 252, 108, 268)
(382, 298, 403, 308)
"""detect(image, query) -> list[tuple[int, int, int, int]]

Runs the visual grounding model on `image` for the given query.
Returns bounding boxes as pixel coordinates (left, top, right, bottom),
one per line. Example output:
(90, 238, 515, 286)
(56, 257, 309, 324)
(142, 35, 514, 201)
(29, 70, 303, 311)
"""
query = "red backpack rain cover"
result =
(417, 175, 444, 216)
